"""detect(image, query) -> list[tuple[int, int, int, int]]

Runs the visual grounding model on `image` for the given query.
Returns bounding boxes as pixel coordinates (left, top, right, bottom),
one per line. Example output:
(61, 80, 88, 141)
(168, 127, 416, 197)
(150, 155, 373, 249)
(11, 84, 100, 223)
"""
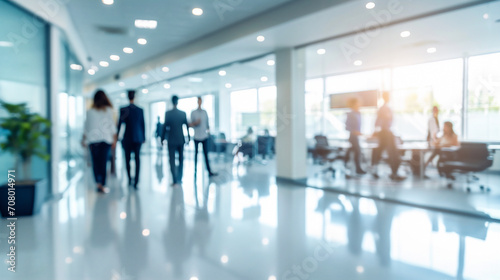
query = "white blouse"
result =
(83, 107, 117, 145)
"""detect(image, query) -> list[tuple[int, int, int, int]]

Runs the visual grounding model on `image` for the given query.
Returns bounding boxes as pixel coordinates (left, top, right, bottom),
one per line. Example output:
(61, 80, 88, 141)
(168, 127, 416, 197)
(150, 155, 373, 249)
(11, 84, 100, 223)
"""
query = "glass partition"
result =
(0, 0, 49, 180)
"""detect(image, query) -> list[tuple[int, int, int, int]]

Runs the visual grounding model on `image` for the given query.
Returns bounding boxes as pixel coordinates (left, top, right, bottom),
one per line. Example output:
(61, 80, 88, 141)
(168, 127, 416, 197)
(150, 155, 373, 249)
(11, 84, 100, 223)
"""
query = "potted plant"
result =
(0, 101, 51, 217)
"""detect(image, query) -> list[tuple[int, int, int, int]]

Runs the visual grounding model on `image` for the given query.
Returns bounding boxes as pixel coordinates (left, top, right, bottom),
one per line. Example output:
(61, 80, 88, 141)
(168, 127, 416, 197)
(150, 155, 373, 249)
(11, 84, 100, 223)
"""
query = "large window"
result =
(467, 53, 500, 141)
(230, 87, 276, 138)
(323, 70, 385, 139)
(392, 59, 463, 140)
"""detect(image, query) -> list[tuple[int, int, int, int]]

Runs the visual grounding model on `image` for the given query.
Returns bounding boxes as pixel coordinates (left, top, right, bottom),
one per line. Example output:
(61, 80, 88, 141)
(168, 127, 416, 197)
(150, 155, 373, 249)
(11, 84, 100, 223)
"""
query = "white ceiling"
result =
(66, 0, 295, 80)
(72, 0, 500, 102)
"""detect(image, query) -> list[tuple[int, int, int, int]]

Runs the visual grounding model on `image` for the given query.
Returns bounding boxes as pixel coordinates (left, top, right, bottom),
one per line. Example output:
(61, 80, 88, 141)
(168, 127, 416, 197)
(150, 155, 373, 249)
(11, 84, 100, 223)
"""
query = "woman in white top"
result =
(81, 90, 117, 193)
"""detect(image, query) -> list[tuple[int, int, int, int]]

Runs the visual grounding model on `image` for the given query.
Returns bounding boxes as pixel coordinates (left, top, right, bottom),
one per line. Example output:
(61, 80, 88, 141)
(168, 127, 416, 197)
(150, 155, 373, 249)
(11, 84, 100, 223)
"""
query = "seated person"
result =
(425, 121, 460, 171)
(233, 127, 256, 160)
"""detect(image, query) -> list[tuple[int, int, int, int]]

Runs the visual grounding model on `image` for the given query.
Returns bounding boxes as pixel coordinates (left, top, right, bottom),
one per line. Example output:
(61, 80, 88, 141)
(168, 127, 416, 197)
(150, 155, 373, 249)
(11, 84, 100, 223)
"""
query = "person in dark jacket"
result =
(161, 95, 190, 186)
(117, 90, 145, 189)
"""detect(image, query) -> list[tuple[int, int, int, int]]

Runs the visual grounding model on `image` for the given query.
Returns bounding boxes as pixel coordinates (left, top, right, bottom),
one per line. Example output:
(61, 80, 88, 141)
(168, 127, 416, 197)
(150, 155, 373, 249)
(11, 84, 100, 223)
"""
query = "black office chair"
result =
(312, 135, 345, 178)
(438, 142, 493, 192)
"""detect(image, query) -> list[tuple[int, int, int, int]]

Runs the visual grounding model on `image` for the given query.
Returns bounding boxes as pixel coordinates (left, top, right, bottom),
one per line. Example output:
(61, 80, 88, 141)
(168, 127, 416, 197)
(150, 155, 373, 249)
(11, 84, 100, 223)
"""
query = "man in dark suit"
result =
(162, 95, 190, 186)
(117, 90, 145, 189)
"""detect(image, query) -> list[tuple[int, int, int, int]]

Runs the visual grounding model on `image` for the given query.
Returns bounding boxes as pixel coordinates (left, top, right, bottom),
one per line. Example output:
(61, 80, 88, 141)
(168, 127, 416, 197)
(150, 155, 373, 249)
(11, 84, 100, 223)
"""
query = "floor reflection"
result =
(1, 153, 499, 280)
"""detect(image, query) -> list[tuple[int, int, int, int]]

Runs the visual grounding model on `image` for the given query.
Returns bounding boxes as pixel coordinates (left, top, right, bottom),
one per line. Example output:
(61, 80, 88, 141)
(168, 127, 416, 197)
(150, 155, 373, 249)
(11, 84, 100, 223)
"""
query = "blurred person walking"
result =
(117, 90, 146, 189)
(82, 90, 117, 193)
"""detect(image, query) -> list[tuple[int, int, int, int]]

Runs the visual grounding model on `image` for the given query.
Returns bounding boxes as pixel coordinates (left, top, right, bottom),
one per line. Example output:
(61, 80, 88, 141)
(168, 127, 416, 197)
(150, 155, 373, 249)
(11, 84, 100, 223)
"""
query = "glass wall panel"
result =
(467, 53, 500, 141)
(0, 1, 48, 180)
(392, 59, 463, 140)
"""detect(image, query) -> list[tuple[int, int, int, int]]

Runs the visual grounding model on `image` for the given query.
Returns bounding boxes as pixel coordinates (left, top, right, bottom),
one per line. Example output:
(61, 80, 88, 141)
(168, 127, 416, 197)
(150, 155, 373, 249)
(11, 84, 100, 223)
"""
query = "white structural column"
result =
(275, 48, 307, 181)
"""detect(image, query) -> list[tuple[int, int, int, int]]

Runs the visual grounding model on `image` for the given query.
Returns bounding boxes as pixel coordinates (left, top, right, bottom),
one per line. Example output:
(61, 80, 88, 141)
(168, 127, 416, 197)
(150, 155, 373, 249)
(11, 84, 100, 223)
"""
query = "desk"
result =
(328, 140, 435, 179)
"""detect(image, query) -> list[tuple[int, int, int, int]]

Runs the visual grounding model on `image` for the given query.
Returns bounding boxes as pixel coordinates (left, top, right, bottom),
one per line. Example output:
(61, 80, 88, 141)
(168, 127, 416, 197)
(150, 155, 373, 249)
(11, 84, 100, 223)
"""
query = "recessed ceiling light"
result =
(88, 69, 96, 75)
(220, 255, 229, 264)
(142, 89, 149, 94)
(356, 266, 365, 273)
(134, 19, 158, 29)
(225, 83, 232, 89)
(162, 66, 169, 72)
(102, 0, 113, 5)
(118, 82, 125, 87)
(141, 74, 148, 79)
(190, 277, 199, 280)
(70, 64, 82, 71)
(400, 31, 411, 38)
(123, 47, 133, 54)
(261, 76, 268, 82)
(192, 8, 203, 16)
(0, 41, 13, 47)
(268, 276, 277, 280)
(119, 211, 127, 218)
(427, 47, 437, 53)
(354, 60, 363, 66)
(257, 35, 265, 42)
(218, 70, 226, 76)
(110, 55, 120, 61)
(137, 38, 147, 45)
(99, 61, 109, 67)
(142, 229, 150, 236)
(317, 48, 326, 55)
(163, 83, 171, 89)
(262, 238, 269, 245)
(366, 2, 375, 9)
(267, 60, 275, 66)
(483, 13, 489, 19)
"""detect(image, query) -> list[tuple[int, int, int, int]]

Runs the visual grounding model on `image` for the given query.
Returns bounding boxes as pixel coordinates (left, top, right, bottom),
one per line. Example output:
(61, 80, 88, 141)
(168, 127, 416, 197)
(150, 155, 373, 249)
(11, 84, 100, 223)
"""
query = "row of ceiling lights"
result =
(133, 58, 275, 96)
(87, 0, 207, 76)
(314, 27, 439, 67)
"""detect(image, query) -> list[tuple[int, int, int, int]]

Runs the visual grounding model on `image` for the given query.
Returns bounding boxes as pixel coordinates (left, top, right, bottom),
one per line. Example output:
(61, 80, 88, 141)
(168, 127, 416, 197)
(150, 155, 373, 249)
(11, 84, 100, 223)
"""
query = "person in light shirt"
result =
(82, 90, 117, 193)
(190, 96, 217, 176)
(427, 106, 440, 145)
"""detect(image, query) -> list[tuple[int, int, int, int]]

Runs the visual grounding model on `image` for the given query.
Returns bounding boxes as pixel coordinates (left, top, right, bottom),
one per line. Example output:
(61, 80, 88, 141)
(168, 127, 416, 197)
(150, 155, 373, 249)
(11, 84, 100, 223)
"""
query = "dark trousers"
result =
(123, 142, 142, 183)
(371, 130, 401, 175)
(89, 142, 111, 185)
(346, 133, 363, 172)
(194, 139, 212, 174)
(168, 144, 184, 184)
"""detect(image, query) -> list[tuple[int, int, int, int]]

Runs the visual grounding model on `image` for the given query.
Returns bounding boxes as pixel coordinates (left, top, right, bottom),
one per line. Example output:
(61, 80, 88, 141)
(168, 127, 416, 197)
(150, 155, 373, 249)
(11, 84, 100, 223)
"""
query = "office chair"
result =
(438, 142, 493, 192)
(312, 135, 345, 178)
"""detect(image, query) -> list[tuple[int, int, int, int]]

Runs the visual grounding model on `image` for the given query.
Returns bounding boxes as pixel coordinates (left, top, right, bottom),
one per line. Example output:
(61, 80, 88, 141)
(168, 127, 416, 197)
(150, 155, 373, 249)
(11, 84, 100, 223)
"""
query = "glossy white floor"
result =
(1, 149, 499, 280)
